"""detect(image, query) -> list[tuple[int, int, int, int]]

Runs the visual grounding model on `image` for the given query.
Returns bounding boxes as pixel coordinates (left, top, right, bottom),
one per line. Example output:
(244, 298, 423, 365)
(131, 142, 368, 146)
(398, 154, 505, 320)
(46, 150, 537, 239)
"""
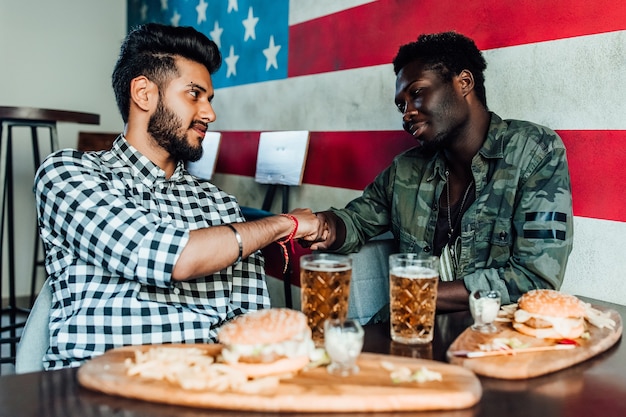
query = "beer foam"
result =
(302, 260, 352, 272)
(391, 266, 438, 279)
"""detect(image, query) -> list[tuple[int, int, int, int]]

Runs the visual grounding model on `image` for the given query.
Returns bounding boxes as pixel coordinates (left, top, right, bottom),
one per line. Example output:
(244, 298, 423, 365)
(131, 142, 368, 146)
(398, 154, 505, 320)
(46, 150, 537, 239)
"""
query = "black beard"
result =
(418, 131, 451, 153)
(147, 100, 203, 162)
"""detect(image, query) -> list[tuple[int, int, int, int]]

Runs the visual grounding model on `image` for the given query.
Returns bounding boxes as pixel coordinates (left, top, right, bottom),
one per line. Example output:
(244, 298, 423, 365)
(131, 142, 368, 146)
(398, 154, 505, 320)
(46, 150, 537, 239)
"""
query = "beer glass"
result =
(389, 254, 439, 344)
(300, 253, 352, 346)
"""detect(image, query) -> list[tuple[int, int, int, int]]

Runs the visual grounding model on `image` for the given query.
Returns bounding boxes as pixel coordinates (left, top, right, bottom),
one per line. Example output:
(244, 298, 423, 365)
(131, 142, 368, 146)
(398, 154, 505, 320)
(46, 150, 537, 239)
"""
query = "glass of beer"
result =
(300, 253, 352, 346)
(389, 254, 439, 344)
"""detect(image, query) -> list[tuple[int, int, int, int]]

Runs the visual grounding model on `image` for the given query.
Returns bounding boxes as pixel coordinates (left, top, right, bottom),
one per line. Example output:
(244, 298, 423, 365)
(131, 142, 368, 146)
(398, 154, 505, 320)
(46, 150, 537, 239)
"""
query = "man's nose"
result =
(200, 102, 216, 123)
(403, 106, 418, 123)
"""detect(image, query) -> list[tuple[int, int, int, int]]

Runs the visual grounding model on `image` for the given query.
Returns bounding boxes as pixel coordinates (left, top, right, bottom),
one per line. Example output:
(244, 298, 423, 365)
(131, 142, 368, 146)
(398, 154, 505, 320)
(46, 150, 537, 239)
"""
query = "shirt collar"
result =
(111, 135, 187, 182)
(478, 112, 506, 159)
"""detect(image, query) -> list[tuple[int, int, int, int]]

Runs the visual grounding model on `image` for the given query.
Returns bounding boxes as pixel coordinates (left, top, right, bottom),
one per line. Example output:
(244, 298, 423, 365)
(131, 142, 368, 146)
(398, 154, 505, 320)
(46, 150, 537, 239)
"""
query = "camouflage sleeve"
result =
(330, 164, 395, 253)
(463, 140, 574, 305)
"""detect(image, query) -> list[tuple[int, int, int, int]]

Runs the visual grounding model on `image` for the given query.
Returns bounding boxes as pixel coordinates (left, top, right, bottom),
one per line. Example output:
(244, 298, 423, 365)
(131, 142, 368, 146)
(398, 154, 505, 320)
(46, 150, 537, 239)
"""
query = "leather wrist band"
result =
(225, 223, 243, 265)
(276, 214, 299, 273)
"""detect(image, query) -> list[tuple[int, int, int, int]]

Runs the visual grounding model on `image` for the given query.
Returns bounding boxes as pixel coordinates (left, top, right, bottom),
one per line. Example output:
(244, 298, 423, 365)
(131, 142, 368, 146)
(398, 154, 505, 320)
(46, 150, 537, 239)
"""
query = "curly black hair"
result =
(112, 23, 222, 123)
(393, 32, 487, 108)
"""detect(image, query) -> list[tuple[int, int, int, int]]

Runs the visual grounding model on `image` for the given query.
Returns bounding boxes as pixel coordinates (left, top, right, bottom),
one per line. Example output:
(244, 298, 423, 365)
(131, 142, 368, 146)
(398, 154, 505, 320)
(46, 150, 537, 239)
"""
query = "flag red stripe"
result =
(288, 0, 626, 77)
(217, 130, 626, 223)
(216, 131, 415, 188)
(560, 131, 626, 223)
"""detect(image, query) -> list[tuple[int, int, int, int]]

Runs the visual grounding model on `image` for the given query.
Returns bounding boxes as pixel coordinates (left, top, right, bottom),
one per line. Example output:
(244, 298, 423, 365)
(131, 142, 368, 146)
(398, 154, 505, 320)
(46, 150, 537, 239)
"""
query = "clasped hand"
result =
(289, 209, 334, 250)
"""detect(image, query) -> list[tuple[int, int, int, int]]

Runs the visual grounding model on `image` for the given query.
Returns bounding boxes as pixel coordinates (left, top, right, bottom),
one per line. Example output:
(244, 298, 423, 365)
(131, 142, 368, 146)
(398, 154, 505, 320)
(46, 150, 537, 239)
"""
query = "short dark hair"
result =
(393, 31, 487, 108)
(112, 23, 222, 123)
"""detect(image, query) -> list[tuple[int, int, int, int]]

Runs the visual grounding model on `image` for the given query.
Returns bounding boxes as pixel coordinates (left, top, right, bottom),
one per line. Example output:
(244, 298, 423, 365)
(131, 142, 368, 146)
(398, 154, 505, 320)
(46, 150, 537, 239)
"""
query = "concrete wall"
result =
(0, 0, 127, 303)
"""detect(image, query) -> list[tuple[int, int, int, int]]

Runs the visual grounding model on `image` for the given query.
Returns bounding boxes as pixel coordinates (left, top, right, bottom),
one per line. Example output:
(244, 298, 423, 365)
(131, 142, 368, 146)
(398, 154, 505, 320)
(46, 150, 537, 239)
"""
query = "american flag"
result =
(127, 0, 289, 88)
(128, 0, 626, 304)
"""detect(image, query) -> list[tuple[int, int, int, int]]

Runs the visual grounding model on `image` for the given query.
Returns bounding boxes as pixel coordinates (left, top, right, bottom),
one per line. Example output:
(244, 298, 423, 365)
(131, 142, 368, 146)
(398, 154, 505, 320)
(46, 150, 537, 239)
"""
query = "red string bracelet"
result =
(276, 214, 298, 273)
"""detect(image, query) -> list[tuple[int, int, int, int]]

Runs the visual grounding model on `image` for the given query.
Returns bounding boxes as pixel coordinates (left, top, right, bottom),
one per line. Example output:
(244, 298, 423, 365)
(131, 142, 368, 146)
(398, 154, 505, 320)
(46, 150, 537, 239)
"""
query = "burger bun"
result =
(512, 320, 585, 339)
(218, 308, 314, 378)
(226, 355, 311, 379)
(513, 290, 587, 339)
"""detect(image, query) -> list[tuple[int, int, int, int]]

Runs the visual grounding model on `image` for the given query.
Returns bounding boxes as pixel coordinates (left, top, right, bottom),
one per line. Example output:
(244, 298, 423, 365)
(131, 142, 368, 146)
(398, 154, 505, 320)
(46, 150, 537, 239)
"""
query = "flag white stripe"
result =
(212, 30, 626, 132)
(212, 64, 396, 132)
(288, 0, 377, 25)
(561, 216, 626, 306)
(484, 30, 626, 130)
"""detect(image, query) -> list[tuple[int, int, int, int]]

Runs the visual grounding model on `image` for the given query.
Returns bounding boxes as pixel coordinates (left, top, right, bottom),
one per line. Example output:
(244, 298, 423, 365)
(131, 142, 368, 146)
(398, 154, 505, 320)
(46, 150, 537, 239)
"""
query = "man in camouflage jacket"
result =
(306, 32, 573, 311)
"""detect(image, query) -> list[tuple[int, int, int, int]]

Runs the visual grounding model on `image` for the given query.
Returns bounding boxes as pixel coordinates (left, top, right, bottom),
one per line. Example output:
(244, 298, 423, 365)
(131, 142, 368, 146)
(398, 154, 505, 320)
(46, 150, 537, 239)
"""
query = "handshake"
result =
(288, 209, 338, 251)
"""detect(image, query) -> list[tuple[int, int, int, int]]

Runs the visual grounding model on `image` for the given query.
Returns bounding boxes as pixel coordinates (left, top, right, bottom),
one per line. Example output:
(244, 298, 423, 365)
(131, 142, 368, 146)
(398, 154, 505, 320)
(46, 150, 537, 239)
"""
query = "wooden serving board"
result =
(447, 305, 622, 380)
(78, 344, 481, 413)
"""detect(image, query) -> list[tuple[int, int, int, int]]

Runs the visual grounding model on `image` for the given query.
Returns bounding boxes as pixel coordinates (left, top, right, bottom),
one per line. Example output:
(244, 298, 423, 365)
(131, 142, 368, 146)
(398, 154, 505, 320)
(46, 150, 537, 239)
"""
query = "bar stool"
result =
(0, 106, 99, 368)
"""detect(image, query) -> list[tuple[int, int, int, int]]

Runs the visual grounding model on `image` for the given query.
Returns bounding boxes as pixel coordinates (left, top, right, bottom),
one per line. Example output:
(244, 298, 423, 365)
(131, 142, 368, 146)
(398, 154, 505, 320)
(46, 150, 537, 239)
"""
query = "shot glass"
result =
(300, 253, 352, 346)
(389, 254, 439, 344)
(469, 289, 501, 333)
(324, 318, 364, 376)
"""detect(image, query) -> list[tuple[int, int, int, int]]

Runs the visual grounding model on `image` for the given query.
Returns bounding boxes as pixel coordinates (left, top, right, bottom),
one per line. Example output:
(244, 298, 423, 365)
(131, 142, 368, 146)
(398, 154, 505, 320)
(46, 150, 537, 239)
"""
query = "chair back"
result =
(15, 277, 52, 374)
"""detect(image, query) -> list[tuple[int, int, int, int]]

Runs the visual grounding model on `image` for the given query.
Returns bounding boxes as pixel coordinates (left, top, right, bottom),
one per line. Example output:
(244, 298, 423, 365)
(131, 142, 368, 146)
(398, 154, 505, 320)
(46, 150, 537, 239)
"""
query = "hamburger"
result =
(217, 308, 315, 378)
(512, 289, 587, 339)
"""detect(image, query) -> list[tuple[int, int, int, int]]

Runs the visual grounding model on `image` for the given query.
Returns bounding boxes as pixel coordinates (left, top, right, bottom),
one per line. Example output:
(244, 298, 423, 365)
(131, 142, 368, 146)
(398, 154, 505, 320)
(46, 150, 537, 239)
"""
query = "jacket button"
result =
(499, 231, 508, 240)
(423, 246, 431, 252)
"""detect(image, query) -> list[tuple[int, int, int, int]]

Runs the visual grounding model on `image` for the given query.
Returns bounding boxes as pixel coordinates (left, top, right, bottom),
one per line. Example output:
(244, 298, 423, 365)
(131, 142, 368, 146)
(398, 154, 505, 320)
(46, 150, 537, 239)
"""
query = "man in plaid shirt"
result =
(33, 23, 320, 369)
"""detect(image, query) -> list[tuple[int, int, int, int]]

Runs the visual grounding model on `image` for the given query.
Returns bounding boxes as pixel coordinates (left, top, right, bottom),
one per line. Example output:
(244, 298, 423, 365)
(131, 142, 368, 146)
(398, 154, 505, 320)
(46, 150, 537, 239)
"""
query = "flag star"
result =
(263, 35, 281, 71)
(170, 10, 181, 26)
(160, 0, 168, 11)
(242, 7, 259, 41)
(140, 2, 148, 21)
(225, 46, 239, 78)
(227, 0, 238, 13)
(209, 21, 224, 49)
(196, 0, 208, 25)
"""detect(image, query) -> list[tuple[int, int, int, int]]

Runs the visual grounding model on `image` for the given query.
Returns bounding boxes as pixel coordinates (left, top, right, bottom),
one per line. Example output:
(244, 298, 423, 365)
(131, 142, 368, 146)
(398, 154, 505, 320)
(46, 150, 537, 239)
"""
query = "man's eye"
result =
(189, 90, 199, 98)
(411, 88, 422, 98)
(396, 103, 405, 113)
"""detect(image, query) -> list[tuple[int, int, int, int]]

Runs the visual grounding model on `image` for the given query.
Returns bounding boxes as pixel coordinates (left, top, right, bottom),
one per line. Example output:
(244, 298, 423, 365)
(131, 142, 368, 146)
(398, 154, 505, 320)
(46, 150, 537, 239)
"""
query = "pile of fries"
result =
(125, 347, 280, 394)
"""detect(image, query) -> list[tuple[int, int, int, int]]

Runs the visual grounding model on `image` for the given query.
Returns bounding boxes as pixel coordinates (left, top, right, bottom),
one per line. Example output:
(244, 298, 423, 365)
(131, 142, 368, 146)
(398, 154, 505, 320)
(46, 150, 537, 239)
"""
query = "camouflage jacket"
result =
(331, 113, 573, 304)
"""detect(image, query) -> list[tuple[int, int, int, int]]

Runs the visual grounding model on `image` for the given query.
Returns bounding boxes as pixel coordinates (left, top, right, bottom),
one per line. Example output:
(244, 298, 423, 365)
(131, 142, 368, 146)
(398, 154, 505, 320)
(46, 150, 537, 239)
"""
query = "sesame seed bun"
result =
(217, 308, 314, 378)
(218, 308, 309, 346)
(225, 355, 312, 379)
(517, 289, 586, 318)
(513, 290, 587, 339)
(512, 321, 586, 339)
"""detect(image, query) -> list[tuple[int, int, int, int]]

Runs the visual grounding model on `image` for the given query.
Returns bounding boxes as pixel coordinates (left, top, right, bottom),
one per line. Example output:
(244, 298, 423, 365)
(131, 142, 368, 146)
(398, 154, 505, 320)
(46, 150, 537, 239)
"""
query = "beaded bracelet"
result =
(276, 214, 299, 273)
(225, 223, 243, 265)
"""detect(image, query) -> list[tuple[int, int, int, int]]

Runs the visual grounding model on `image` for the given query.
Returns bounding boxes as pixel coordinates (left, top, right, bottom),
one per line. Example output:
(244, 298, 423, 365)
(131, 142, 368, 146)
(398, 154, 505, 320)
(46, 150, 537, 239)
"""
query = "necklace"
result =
(445, 170, 474, 239)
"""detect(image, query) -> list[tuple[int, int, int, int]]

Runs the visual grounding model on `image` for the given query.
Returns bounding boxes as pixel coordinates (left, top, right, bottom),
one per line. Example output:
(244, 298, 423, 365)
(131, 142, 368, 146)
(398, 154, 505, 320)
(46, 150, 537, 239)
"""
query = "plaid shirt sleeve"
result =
(33, 141, 270, 370)
(35, 149, 186, 287)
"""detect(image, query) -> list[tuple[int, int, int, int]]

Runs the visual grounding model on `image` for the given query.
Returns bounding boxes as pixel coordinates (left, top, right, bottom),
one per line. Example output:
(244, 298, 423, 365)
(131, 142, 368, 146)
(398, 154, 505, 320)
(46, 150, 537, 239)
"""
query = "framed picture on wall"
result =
(255, 131, 310, 186)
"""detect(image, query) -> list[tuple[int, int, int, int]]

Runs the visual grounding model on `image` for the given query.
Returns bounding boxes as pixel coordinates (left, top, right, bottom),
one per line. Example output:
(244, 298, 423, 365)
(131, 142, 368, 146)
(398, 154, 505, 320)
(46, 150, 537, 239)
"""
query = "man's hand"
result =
(297, 210, 344, 251)
(287, 208, 323, 240)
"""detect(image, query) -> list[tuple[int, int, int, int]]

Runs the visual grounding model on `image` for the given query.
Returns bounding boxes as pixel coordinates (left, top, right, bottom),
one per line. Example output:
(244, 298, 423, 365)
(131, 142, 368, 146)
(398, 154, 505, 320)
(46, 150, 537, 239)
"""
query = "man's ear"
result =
(130, 76, 158, 112)
(457, 69, 475, 97)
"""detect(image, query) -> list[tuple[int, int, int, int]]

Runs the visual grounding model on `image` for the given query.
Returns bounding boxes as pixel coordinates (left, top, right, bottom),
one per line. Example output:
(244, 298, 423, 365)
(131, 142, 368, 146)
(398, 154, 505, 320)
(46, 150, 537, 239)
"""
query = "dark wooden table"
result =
(0, 297, 623, 417)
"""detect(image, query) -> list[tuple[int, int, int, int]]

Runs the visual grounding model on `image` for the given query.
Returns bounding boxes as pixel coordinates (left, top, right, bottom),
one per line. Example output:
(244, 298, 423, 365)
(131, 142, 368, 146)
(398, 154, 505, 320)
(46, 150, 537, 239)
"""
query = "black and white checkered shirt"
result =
(34, 136, 269, 370)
